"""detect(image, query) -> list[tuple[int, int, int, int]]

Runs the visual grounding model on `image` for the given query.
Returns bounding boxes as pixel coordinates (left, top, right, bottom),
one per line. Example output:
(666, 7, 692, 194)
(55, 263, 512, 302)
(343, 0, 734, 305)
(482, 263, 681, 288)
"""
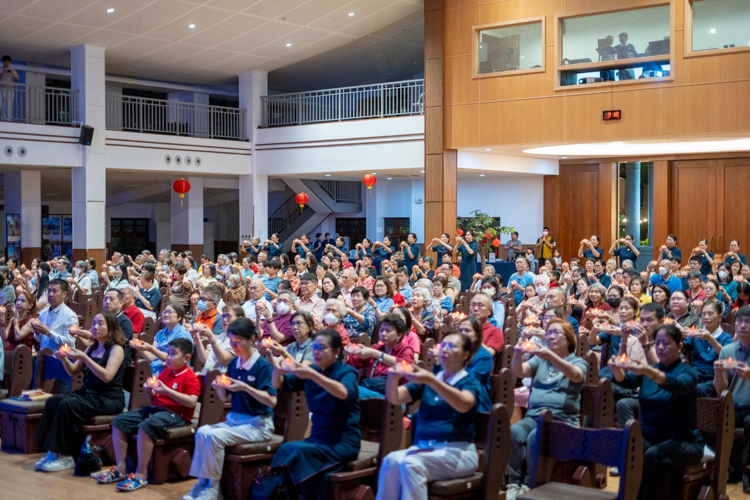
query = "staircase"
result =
(272, 179, 363, 249)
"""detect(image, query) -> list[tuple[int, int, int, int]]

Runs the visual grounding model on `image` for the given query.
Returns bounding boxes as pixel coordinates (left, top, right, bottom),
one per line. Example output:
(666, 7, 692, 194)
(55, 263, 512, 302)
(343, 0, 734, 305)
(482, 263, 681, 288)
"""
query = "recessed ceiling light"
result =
(479, 174, 486, 177)
(561, 156, 568, 159)
(420, 170, 425, 173)
(325, 174, 331, 177)
(188, 24, 196, 29)
(348, 12, 354, 17)
(106, 8, 114, 13)
(709, 28, 716, 34)
(387, 177, 393, 180)
(371, 172, 377, 175)
(485, 148, 491, 151)
(286, 43, 292, 47)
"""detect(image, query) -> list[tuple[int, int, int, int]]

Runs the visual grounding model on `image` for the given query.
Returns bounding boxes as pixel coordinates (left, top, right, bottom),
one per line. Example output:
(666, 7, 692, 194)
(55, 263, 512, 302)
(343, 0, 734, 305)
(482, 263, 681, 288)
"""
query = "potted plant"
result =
(457, 210, 515, 269)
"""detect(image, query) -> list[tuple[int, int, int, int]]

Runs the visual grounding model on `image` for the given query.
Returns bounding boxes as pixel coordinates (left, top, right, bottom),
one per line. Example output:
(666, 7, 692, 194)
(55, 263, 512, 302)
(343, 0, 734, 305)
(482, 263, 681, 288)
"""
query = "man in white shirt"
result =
(0, 55, 19, 122)
(241, 279, 270, 324)
(296, 273, 325, 319)
(339, 269, 357, 307)
(67, 260, 92, 296)
(31, 279, 78, 392)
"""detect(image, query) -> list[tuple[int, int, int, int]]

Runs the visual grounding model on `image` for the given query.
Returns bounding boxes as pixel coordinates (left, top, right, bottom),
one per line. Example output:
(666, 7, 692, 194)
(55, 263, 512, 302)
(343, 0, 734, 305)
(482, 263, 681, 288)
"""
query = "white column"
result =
(4, 170, 42, 251)
(70, 45, 107, 259)
(411, 178, 425, 241)
(239, 70, 268, 242)
(171, 176, 204, 248)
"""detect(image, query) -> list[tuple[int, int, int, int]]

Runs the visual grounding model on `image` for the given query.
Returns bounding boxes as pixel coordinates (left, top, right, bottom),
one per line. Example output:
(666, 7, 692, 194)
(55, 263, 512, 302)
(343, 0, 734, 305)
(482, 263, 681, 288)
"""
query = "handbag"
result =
(74, 435, 104, 476)
(250, 466, 286, 500)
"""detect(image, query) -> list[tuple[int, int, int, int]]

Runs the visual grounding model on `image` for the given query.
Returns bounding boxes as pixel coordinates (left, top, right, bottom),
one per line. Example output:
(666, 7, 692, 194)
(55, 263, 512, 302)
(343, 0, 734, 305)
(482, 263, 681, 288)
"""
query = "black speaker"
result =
(79, 125, 94, 146)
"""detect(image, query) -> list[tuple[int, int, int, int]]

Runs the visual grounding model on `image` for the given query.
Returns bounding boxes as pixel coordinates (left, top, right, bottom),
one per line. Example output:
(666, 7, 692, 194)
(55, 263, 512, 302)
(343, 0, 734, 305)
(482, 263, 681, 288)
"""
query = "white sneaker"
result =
(506, 483, 530, 500)
(196, 482, 220, 500)
(41, 455, 75, 472)
(34, 451, 56, 471)
(183, 482, 205, 500)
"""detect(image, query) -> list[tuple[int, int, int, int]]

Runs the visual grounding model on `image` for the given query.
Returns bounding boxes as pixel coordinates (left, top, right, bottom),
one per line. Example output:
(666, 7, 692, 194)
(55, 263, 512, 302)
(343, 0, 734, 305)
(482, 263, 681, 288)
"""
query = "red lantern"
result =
(295, 192, 309, 212)
(492, 238, 501, 247)
(173, 178, 191, 207)
(485, 231, 492, 240)
(456, 228, 464, 237)
(363, 174, 377, 191)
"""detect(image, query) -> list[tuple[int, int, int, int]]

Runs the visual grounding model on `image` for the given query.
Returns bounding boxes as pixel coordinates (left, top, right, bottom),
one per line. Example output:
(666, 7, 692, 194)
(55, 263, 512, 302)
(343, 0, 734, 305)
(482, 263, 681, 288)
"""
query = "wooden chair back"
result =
(4, 306, 13, 326)
(419, 338, 436, 372)
(351, 335, 371, 347)
(584, 351, 599, 385)
(694, 391, 734, 498)
(529, 410, 643, 500)
(92, 289, 104, 312)
(192, 339, 210, 374)
(490, 368, 515, 409)
(580, 378, 614, 429)
(599, 342, 610, 370)
(480, 404, 512, 499)
(8, 344, 34, 397)
(133, 333, 153, 363)
(721, 322, 735, 335)
(496, 343, 514, 371)
(197, 370, 227, 428)
(360, 398, 403, 475)
(126, 360, 152, 411)
(141, 316, 156, 338)
(274, 390, 309, 443)
(503, 326, 515, 350)
(576, 333, 590, 357)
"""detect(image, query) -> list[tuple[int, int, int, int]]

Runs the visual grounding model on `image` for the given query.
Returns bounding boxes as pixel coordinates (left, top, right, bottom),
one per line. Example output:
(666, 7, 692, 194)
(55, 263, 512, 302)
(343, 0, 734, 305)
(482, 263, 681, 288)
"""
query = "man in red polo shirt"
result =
(121, 286, 145, 335)
(469, 292, 504, 357)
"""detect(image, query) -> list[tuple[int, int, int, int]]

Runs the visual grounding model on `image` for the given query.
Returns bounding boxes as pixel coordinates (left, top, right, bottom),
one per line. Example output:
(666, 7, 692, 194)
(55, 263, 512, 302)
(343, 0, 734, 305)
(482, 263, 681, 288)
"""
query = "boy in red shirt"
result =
(97, 338, 201, 491)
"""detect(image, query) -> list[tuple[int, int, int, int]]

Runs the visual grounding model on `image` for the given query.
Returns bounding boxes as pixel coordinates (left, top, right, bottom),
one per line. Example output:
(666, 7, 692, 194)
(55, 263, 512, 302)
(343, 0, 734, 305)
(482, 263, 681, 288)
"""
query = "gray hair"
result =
(217, 254, 228, 261)
(326, 298, 346, 316)
(120, 285, 135, 296)
(277, 290, 295, 303)
(415, 279, 433, 291)
(75, 260, 87, 270)
(228, 274, 240, 285)
(202, 286, 222, 302)
(412, 287, 432, 304)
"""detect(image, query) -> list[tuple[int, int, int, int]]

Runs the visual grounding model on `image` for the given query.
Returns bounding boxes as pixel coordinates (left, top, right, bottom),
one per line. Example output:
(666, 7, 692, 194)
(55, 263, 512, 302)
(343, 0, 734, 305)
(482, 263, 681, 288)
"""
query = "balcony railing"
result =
(261, 79, 425, 127)
(105, 93, 246, 141)
(0, 84, 78, 125)
(315, 180, 361, 204)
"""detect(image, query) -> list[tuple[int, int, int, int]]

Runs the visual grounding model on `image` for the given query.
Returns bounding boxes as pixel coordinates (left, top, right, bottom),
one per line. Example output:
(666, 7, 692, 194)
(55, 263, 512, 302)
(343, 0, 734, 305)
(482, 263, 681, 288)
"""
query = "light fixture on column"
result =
(173, 178, 191, 207)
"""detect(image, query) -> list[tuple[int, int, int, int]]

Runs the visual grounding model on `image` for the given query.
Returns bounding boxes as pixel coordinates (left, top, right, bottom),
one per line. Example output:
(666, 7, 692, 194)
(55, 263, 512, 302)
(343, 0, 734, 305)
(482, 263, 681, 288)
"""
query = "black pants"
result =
(736, 407, 750, 469)
(638, 435, 703, 500)
(36, 392, 124, 457)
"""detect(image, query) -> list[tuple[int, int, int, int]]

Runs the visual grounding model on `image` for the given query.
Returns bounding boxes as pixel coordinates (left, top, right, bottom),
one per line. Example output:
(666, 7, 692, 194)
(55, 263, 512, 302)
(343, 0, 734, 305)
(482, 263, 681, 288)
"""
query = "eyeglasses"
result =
(290, 321, 307, 327)
(311, 344, 330, 352)
(439, 341, 458, 351)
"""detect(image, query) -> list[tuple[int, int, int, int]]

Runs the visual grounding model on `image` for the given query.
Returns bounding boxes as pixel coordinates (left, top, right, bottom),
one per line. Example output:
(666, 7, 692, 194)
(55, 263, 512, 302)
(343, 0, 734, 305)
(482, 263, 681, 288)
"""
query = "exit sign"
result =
(603, 110, 622, 120)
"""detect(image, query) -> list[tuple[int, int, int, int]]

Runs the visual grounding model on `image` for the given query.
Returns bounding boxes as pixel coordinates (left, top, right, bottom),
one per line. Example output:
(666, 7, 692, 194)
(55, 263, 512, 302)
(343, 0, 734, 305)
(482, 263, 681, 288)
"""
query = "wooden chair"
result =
(599, 343, 610, 370)
(720, 322, 735, 335)
(420, 338, 436, 372)
(0, 348, 57, 453)
(490, 368, 515, 409)
(143, 369, 225, 484)
(584, 351, 600, 386)
(576, 334, 590, 357)
(141, 316, 156, 338)
(670, 391, 733, 500)
(92, 289, 104, 312)
(0, 345, 34, 400)
(66, 297, 97, 330)
(132, 333, 153, 364)
(81, 359, 153, 463)
(496, 343, 514, 371)
(426, 403, 511, 499)
(519, 411, 643, 500)
(327, 399, 403, 499)
(221, 390, 309, 500)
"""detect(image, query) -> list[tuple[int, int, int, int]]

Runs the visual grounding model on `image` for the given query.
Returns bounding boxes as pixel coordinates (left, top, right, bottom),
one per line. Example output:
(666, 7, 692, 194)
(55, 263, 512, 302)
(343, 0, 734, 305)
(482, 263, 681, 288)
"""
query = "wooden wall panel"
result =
(669, 160, 716, 254)
(651, 160, 669, 257)
(717, 159, 750, 253)
(479, 98, 565, 146)
(445, 103, 480, 148)
(598, 162, 617, 253)
(662, 81, 750, 137)
(425, 107, 444, 154)
(447, 0, 480, 9)
(543, 174, 560, 245)
(445, 55, 479, 105)
(479, 45, 554, 101)
(560, 165, 600, 261)
(445, 5, 479, 57)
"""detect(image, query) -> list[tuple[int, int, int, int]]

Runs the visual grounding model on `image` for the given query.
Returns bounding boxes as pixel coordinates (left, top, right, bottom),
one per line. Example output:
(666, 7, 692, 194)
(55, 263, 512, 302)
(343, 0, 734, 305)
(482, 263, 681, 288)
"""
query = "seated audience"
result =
(407, 287, 434, 339)
(193, 304, 242, 375)
(322, 299, 351, 345)
(468, 292, 504, 357)
(257, 289, 295, 346)
(260, 310, 315, 365)
(0, 290, 36, 368)
(131, 303, 191, 376)
(133, 271, 160, 319)
(342, 286, 376, 340)
(682, 300, 732, 397)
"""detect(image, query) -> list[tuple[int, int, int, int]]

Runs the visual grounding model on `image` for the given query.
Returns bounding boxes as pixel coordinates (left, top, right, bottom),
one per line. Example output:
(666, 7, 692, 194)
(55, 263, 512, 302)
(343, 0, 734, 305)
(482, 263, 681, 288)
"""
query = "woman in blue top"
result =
(429, 233, 455, 265)
(369, 277, 396, 322)
(353, 238, 373, 261)
(186, 318, 277, 500)
(609, 233, 640, 267)
(717, 263, 738, 303)
(291, 234, 313, 261)
(271, 329, 361, 499)
(456, 231, 479, 292)
(682, 300, 733, 397)
(262, 233, 284, 259)
(725, 240, 747, 268)
(131, 303, 192, 376)
(507, 319, 587, 498)
(377, 331, 482, 499)
(400, 233, 420, 274)
(578, 234, 604, 260)
(133, 271, 161, 319)
(242, 237, 262, 258)
(608, 323, 703, 500)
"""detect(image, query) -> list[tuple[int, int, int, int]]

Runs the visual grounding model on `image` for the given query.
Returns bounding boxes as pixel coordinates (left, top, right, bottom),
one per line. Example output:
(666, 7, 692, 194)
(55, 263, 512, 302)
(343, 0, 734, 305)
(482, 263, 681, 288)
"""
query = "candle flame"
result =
(690, 325, 696, 332)
(524, 340, 535, 350)
(220, 374, 231, 385)
(70, 325, 77, 332)
(619, 353, 628, 363)
(727, 357, 735, 365)
(663, 317, 673, 324)
(401, 360, 410, 372)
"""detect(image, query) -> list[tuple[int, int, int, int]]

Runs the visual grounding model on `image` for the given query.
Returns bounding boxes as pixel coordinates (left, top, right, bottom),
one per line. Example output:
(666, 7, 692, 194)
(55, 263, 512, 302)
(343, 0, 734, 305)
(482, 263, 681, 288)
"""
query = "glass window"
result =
(561, 5, 670, 64)
(691, 0, 750, 52)
(477, 20, 543, 75)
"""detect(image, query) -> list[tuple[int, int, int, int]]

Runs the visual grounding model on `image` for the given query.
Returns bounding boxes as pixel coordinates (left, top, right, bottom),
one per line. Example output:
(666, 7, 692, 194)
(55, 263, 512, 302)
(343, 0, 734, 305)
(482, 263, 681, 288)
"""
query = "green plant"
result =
(457, 210, 515, 268)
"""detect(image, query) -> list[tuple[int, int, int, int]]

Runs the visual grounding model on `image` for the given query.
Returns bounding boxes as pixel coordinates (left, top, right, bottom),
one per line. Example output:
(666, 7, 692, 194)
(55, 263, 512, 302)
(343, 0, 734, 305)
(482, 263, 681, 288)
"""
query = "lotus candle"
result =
(619, 353, 628, 364)
(148, 376, 159, 388)
(284, 357, 295, 369)
(60, 344, 71, 355)
(132, 338, 142, 346)
(726, 357, 735, 367)
(452, 312, 466, 322)
(523, 315, 538, 326)
(663, 317, 674, 324)
(400, 360, 412, 372)
(690, 325, 697, 335)
(219, 374, 231, 386)
(0, 306, 5, 315)
(523, 340, 537, 351)
(262, 338, 272, 346)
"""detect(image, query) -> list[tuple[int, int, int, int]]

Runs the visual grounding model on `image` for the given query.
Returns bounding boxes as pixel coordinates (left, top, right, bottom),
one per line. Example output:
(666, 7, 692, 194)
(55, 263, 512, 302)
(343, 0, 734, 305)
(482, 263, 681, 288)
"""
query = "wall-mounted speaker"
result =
(79, 125, 94, 146)
(17, 146, 27, 157)
(3, 146, 12, 157)
(184, 156, 192, 166)
(174, 155, 182, 165)
(164, 154, 172, 164)
(194, 157, 201, 166)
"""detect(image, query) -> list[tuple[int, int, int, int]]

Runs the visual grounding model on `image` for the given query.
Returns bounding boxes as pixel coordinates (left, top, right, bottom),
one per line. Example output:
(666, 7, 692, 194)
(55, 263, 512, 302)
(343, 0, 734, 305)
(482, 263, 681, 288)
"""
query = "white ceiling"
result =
(0, 0, 423, 86)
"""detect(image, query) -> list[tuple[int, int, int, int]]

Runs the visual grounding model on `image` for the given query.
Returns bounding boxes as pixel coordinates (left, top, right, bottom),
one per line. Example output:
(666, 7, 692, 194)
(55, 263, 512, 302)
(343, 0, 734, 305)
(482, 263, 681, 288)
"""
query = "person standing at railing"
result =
(0, 55, 19, 122)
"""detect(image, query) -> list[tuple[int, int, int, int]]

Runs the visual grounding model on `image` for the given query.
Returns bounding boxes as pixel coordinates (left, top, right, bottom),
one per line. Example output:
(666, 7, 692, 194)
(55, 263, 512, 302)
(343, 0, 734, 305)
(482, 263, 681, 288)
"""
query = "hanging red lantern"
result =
(295, 192, 309, 212)
(173, 178, 191, 207)
(363, 174, 377, 191)
(492, 237, 501, 247)
(456, 228, 464, 237)
(485, 231, 492, 240)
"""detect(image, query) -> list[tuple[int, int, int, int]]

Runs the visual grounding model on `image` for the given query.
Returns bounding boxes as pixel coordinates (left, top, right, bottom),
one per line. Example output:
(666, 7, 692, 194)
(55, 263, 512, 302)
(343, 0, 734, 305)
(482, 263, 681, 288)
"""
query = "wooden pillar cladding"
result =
(598, 162, 618, 256)
(424, 0, 457, 253)
(73, 248, 106, 269)
(20, 247, 41, 267)
(651, 160, 670, 257)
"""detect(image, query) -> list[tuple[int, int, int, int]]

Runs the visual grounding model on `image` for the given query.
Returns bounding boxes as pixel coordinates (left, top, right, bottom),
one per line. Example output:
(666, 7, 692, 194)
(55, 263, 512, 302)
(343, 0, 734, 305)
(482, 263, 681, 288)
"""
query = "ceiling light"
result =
(709, 28, 716, 34)
(348, 12, 354, 17)
(325, 174, 331, 177)
(561, 156, 568, 159)
(387, 177, 393, 180)
(485, 148, 491, 151)
(520, 56, 525, 59)
(526, 138, 750, 157)
(479, 174, 486, 177)
(107, 8, 114, 13)
(420, 170, 425, 173)
(286, 43, 292, 47)
(188, 24, 196, 29)
(371, 172, 377, 175)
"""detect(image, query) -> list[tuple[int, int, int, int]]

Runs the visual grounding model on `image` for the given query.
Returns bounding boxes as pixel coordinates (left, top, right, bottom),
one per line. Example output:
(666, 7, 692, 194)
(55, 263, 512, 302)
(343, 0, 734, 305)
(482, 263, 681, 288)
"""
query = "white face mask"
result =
(542, 231, 548, 237)
(718, 270, 729, 280)
(74, 268, 81, 276)
(323, 312, 338, 325)
(276, 302, 290, 315)
(536, 286, 548, 295)
(480, 287, 494, 295)
(659, 266, 668, 276)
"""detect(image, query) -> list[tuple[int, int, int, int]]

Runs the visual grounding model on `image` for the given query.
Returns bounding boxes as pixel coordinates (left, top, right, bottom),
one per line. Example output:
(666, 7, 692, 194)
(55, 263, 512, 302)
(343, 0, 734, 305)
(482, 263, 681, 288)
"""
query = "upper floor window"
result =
(474, 18, 545, 78)
(557, 4, 671, 88)
(688, 0, 750, 55)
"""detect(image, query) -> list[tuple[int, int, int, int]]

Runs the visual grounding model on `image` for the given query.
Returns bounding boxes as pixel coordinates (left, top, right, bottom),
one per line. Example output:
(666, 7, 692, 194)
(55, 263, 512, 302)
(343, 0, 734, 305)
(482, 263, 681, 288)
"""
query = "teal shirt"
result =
(526, 353, 588, 425)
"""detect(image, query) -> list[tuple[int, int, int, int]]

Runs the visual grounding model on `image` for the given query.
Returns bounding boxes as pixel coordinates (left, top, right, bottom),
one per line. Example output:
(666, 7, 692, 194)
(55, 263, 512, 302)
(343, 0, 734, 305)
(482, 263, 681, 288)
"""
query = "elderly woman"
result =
(67, 260, 92, 296)
(471, 264, 497, 292)
(609, 324, 704, 500)
(408, 287, 435, 339)
(131, 303, 192, 376)
(323, 298, 351, 345)
(196, 264, 219, 289)
(224, 274, 246, 305)
(681, 300, 733, 397)
(260, 310, 316, 366)
(517, 273, 551, 324)
(342, 286, 376, 341)
(666, 289, 700, 328)
(506, 319, 587, 499)
(377, 331, 483, 499)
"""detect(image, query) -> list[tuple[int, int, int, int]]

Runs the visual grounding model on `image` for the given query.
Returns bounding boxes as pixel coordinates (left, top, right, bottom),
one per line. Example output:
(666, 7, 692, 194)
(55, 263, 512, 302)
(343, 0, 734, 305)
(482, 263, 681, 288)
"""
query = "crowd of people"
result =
(1, 229, 750, 500)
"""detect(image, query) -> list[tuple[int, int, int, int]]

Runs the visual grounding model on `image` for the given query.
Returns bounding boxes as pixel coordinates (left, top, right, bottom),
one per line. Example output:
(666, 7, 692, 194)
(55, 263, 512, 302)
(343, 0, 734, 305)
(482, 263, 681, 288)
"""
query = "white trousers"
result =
(189, 413, 274, 481)
(376, 442, 478, 500)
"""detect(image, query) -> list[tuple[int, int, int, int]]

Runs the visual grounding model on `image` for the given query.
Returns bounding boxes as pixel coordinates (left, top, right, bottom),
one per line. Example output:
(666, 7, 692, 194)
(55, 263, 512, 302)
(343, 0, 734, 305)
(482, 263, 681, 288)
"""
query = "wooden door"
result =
(670, 160, 717, 253)
(716, 159, 750, 255)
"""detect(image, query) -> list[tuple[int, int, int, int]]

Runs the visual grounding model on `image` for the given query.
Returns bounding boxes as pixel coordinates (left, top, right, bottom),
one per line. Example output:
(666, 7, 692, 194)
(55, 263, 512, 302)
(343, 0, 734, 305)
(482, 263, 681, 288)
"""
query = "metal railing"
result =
(261, 79, 425, 127)
(0, 83, 77, 125)
(105, 93, 246, 140)
(315, 180, 361, 204)
(269, 194, 307, 237)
